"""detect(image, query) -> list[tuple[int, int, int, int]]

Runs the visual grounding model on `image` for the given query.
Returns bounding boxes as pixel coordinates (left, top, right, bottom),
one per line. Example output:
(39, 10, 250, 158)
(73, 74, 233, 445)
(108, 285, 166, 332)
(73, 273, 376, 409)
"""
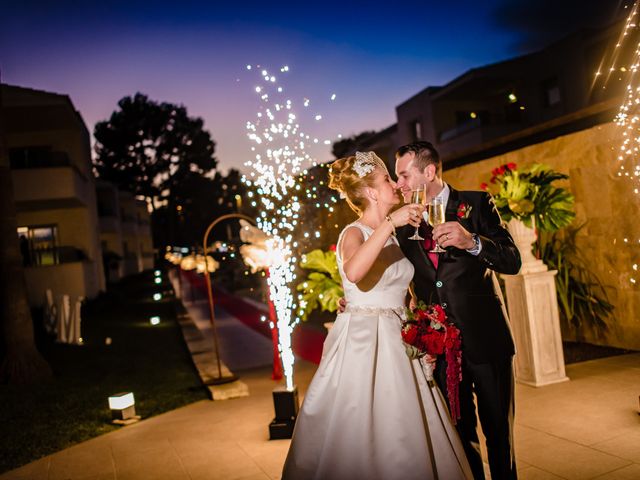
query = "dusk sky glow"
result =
(1, 0, 614, 173)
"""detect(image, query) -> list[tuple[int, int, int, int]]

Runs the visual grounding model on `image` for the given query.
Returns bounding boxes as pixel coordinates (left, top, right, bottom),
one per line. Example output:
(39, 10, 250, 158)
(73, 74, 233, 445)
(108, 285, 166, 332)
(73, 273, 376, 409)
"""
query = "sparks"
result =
(243, 65, 342, 389)
(610, 1, 640, 281)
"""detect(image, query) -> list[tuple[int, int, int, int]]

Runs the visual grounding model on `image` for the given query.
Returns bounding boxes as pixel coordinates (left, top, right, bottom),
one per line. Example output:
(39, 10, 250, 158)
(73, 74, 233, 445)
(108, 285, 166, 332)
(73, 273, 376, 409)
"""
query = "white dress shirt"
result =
(422, 183, 482, 256)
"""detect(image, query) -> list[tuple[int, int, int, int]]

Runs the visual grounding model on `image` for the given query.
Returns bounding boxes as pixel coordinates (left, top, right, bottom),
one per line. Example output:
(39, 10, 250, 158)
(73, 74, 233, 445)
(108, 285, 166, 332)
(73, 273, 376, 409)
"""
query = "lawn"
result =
(0, 270, 208, 474)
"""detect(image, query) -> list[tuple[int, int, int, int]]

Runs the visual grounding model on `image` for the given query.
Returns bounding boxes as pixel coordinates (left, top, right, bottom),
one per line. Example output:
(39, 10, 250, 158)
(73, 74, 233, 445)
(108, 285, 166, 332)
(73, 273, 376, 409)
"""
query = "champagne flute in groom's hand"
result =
(427, 197, 447, 253)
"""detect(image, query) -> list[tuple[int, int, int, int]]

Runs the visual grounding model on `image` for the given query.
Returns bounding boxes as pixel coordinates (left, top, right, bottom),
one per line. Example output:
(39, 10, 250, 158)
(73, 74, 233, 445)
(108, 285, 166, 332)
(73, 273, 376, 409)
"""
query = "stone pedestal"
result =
(507, 218, 547, 274)
(502, 270, 569, 387)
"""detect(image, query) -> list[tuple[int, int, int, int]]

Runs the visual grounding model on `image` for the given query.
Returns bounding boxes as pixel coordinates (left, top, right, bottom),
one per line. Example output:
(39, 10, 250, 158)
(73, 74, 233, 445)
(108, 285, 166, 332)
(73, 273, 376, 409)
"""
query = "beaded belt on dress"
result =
(344, 305, 405, 315)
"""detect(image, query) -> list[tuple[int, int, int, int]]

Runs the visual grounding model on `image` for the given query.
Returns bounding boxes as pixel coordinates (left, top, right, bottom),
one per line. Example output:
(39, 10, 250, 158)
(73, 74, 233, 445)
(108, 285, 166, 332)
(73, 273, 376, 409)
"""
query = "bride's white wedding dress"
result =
(282, 222, 473, 480)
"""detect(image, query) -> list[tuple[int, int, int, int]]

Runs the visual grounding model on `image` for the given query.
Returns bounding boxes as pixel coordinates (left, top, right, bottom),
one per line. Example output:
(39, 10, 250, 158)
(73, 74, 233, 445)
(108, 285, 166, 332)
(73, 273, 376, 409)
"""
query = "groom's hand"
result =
(337, 297, 347, 313)
(433, 222, 475, 250)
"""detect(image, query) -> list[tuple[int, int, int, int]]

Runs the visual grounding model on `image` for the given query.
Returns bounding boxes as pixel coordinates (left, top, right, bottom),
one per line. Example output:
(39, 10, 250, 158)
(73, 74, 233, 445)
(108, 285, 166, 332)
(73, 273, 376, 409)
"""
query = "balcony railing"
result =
(439, 118, 483, 142)
(22, 246, 87, 267)
(12, 166, 90, 206)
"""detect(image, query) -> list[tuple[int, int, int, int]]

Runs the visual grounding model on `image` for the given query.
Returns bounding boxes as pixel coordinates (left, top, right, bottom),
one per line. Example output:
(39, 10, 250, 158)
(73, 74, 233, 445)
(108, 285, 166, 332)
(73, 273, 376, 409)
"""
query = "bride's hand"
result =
(424, 354, 437, 366)
(389, 204, 425, 228)
(337, 297, 346, 313)
(409, 296, 417, 310)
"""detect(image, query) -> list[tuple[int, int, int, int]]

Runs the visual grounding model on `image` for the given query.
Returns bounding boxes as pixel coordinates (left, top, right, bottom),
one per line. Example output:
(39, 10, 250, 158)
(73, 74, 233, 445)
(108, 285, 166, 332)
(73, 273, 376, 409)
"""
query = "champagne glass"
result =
(408, 184, 427, 241)
(427, 197, 447, 252)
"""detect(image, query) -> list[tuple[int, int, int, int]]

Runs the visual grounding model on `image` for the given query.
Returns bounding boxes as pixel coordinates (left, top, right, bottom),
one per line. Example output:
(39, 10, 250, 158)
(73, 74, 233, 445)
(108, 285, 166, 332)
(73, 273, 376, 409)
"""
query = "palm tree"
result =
(0, 75, 52, 384)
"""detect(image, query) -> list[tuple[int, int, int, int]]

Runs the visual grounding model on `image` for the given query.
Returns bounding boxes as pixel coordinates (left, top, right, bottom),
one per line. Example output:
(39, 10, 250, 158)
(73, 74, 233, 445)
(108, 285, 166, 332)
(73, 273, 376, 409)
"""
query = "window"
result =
(9, 146, 71, 169)
(17, 225, 58, 266)
(410, 119, 422, 141)
(455, 110, 488, 126)
(542, 77, 561, 107)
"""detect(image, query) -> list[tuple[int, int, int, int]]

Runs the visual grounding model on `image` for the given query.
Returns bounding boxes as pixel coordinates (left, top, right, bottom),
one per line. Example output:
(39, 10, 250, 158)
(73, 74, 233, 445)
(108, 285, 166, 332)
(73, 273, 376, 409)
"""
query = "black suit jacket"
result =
(398, 186, 521, 363)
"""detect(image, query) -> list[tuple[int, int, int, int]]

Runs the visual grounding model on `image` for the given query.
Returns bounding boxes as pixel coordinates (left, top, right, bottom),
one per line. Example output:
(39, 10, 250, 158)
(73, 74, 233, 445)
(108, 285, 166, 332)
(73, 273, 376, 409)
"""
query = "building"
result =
(395, 23, 624, 167)
(2, 84, 106, 306)
(97, 181, 154, 282)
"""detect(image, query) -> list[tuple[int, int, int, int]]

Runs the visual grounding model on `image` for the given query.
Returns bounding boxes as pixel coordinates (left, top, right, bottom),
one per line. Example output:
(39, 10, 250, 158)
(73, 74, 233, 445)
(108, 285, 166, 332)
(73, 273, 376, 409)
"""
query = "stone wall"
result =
(442, 122, 640, 350)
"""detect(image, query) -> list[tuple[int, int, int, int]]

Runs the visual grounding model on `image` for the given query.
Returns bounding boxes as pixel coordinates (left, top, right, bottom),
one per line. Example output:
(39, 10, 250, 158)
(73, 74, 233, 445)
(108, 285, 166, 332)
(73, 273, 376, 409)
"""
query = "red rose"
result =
(425, 331, 446, 355)
(507, 162, 517, 170)
(402, 324, 418, 344)
(480, 182, 488, 191)
(490, 177, 497, 184)
(498, 166, 506, 175)
(329, 244, 337, 252)
(416, 308, 430, 321)
(433, 304, 446, 322)
(491, 167, 500, 177)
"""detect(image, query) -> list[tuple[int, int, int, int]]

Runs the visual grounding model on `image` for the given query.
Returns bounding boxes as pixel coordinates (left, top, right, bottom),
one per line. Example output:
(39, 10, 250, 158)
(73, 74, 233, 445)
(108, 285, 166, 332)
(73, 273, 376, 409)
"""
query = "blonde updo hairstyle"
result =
(328, 152, 387, 215)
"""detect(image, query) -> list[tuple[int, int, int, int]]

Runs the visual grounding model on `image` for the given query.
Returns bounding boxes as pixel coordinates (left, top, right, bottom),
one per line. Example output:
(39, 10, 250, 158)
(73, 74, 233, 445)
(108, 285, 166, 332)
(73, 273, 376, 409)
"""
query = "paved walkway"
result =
(3, 277, 640, 479)
(170, 269, 273, 400)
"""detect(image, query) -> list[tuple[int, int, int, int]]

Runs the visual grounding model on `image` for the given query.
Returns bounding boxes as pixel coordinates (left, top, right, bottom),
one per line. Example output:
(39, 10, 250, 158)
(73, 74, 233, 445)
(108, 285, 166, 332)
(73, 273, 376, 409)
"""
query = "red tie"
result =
(421, 223, 439, 269)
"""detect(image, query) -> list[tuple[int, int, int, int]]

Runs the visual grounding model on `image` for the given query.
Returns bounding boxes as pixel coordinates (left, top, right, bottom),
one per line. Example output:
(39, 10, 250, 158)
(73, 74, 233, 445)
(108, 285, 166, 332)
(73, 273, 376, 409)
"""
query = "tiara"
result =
(352, 151, 377, 178)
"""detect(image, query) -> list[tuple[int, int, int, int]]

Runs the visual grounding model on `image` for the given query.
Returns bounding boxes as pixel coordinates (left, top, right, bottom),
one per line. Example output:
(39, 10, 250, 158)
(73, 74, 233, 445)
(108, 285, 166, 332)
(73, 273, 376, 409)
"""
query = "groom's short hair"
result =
(396, 141, 442, 176)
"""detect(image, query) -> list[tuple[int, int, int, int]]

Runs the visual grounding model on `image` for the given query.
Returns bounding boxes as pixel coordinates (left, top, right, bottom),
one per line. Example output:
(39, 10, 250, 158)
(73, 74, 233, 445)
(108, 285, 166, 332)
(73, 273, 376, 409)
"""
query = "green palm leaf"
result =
(296, 248, 344, 321)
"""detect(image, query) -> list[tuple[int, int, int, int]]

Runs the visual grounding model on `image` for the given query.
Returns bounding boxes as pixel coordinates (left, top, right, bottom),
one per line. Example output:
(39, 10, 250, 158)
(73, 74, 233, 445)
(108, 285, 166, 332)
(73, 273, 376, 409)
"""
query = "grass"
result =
(0, 270, 208, 474)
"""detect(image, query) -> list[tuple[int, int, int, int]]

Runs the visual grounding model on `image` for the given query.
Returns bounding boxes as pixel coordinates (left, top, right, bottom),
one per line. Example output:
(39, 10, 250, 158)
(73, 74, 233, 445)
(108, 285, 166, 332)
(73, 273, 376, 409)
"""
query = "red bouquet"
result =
(400, 301, 462, 423)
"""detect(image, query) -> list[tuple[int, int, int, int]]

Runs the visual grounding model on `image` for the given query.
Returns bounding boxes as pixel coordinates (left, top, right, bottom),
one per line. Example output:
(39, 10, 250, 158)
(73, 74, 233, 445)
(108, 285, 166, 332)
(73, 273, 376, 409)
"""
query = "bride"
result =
(282, 151, 473, 480)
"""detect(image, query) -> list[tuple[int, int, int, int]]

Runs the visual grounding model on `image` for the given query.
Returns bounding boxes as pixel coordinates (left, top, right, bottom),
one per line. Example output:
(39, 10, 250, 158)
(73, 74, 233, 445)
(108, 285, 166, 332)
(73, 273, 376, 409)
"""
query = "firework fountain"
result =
(242, 65, 338, 391)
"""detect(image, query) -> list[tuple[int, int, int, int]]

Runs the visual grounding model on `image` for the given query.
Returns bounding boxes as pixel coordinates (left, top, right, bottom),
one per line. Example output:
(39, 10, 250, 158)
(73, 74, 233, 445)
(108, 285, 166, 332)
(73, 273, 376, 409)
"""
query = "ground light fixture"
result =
(153, 293, 162, 301)
(154, 277, 162, 284)
(269, 385, 299, 439)
(150, 316, 160, 325)
(108, 392, 140, 425)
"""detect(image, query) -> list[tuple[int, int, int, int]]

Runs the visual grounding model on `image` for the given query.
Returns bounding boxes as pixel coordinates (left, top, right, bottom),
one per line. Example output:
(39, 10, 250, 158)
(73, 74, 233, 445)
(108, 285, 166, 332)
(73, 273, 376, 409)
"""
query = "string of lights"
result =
(610, 2, 640, 284)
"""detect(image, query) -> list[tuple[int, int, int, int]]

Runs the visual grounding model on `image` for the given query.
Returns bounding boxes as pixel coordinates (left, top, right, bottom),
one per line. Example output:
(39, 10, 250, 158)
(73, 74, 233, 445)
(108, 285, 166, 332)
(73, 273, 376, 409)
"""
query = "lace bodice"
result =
(336, 221, 414, 309)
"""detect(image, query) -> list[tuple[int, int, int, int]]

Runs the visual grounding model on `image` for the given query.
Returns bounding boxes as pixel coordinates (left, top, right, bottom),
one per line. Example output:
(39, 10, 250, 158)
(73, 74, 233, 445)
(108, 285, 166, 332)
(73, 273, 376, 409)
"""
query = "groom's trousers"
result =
(435, 356, 517, 480)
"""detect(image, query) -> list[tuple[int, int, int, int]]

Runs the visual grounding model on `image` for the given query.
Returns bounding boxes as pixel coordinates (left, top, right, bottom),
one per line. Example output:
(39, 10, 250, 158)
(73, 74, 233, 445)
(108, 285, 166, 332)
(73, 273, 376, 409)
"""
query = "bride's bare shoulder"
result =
(338, 224, 364, 258)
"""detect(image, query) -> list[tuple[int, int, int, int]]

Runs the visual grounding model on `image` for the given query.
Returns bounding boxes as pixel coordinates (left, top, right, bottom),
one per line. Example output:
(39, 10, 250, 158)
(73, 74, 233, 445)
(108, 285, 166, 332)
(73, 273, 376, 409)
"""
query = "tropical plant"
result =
(481, 163, 575, 232)
(537, 226, 613, 338)
(296, 246, 343, 321)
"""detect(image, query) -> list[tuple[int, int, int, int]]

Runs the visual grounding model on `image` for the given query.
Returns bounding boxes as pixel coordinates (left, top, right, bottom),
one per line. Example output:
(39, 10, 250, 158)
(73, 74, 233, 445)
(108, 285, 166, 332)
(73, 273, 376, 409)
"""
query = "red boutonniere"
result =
(456, 202, 472, 220)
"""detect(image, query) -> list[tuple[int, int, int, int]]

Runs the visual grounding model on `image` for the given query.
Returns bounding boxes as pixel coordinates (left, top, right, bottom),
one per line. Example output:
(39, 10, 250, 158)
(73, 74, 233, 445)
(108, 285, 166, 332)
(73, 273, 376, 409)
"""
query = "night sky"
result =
(0, 0, 620, 173)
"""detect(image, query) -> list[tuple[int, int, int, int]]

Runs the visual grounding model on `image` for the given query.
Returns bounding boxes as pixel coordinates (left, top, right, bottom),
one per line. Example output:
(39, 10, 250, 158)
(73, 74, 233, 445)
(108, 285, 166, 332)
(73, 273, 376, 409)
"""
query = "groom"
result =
(395, 141, 521, 480)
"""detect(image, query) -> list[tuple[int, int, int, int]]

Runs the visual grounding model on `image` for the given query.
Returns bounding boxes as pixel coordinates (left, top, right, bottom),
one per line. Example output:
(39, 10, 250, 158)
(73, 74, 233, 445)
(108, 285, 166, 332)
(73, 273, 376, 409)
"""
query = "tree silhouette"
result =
(93, 93, 217, 209)
(151, 168, 249, 247)
(331, 130, 377, 159)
